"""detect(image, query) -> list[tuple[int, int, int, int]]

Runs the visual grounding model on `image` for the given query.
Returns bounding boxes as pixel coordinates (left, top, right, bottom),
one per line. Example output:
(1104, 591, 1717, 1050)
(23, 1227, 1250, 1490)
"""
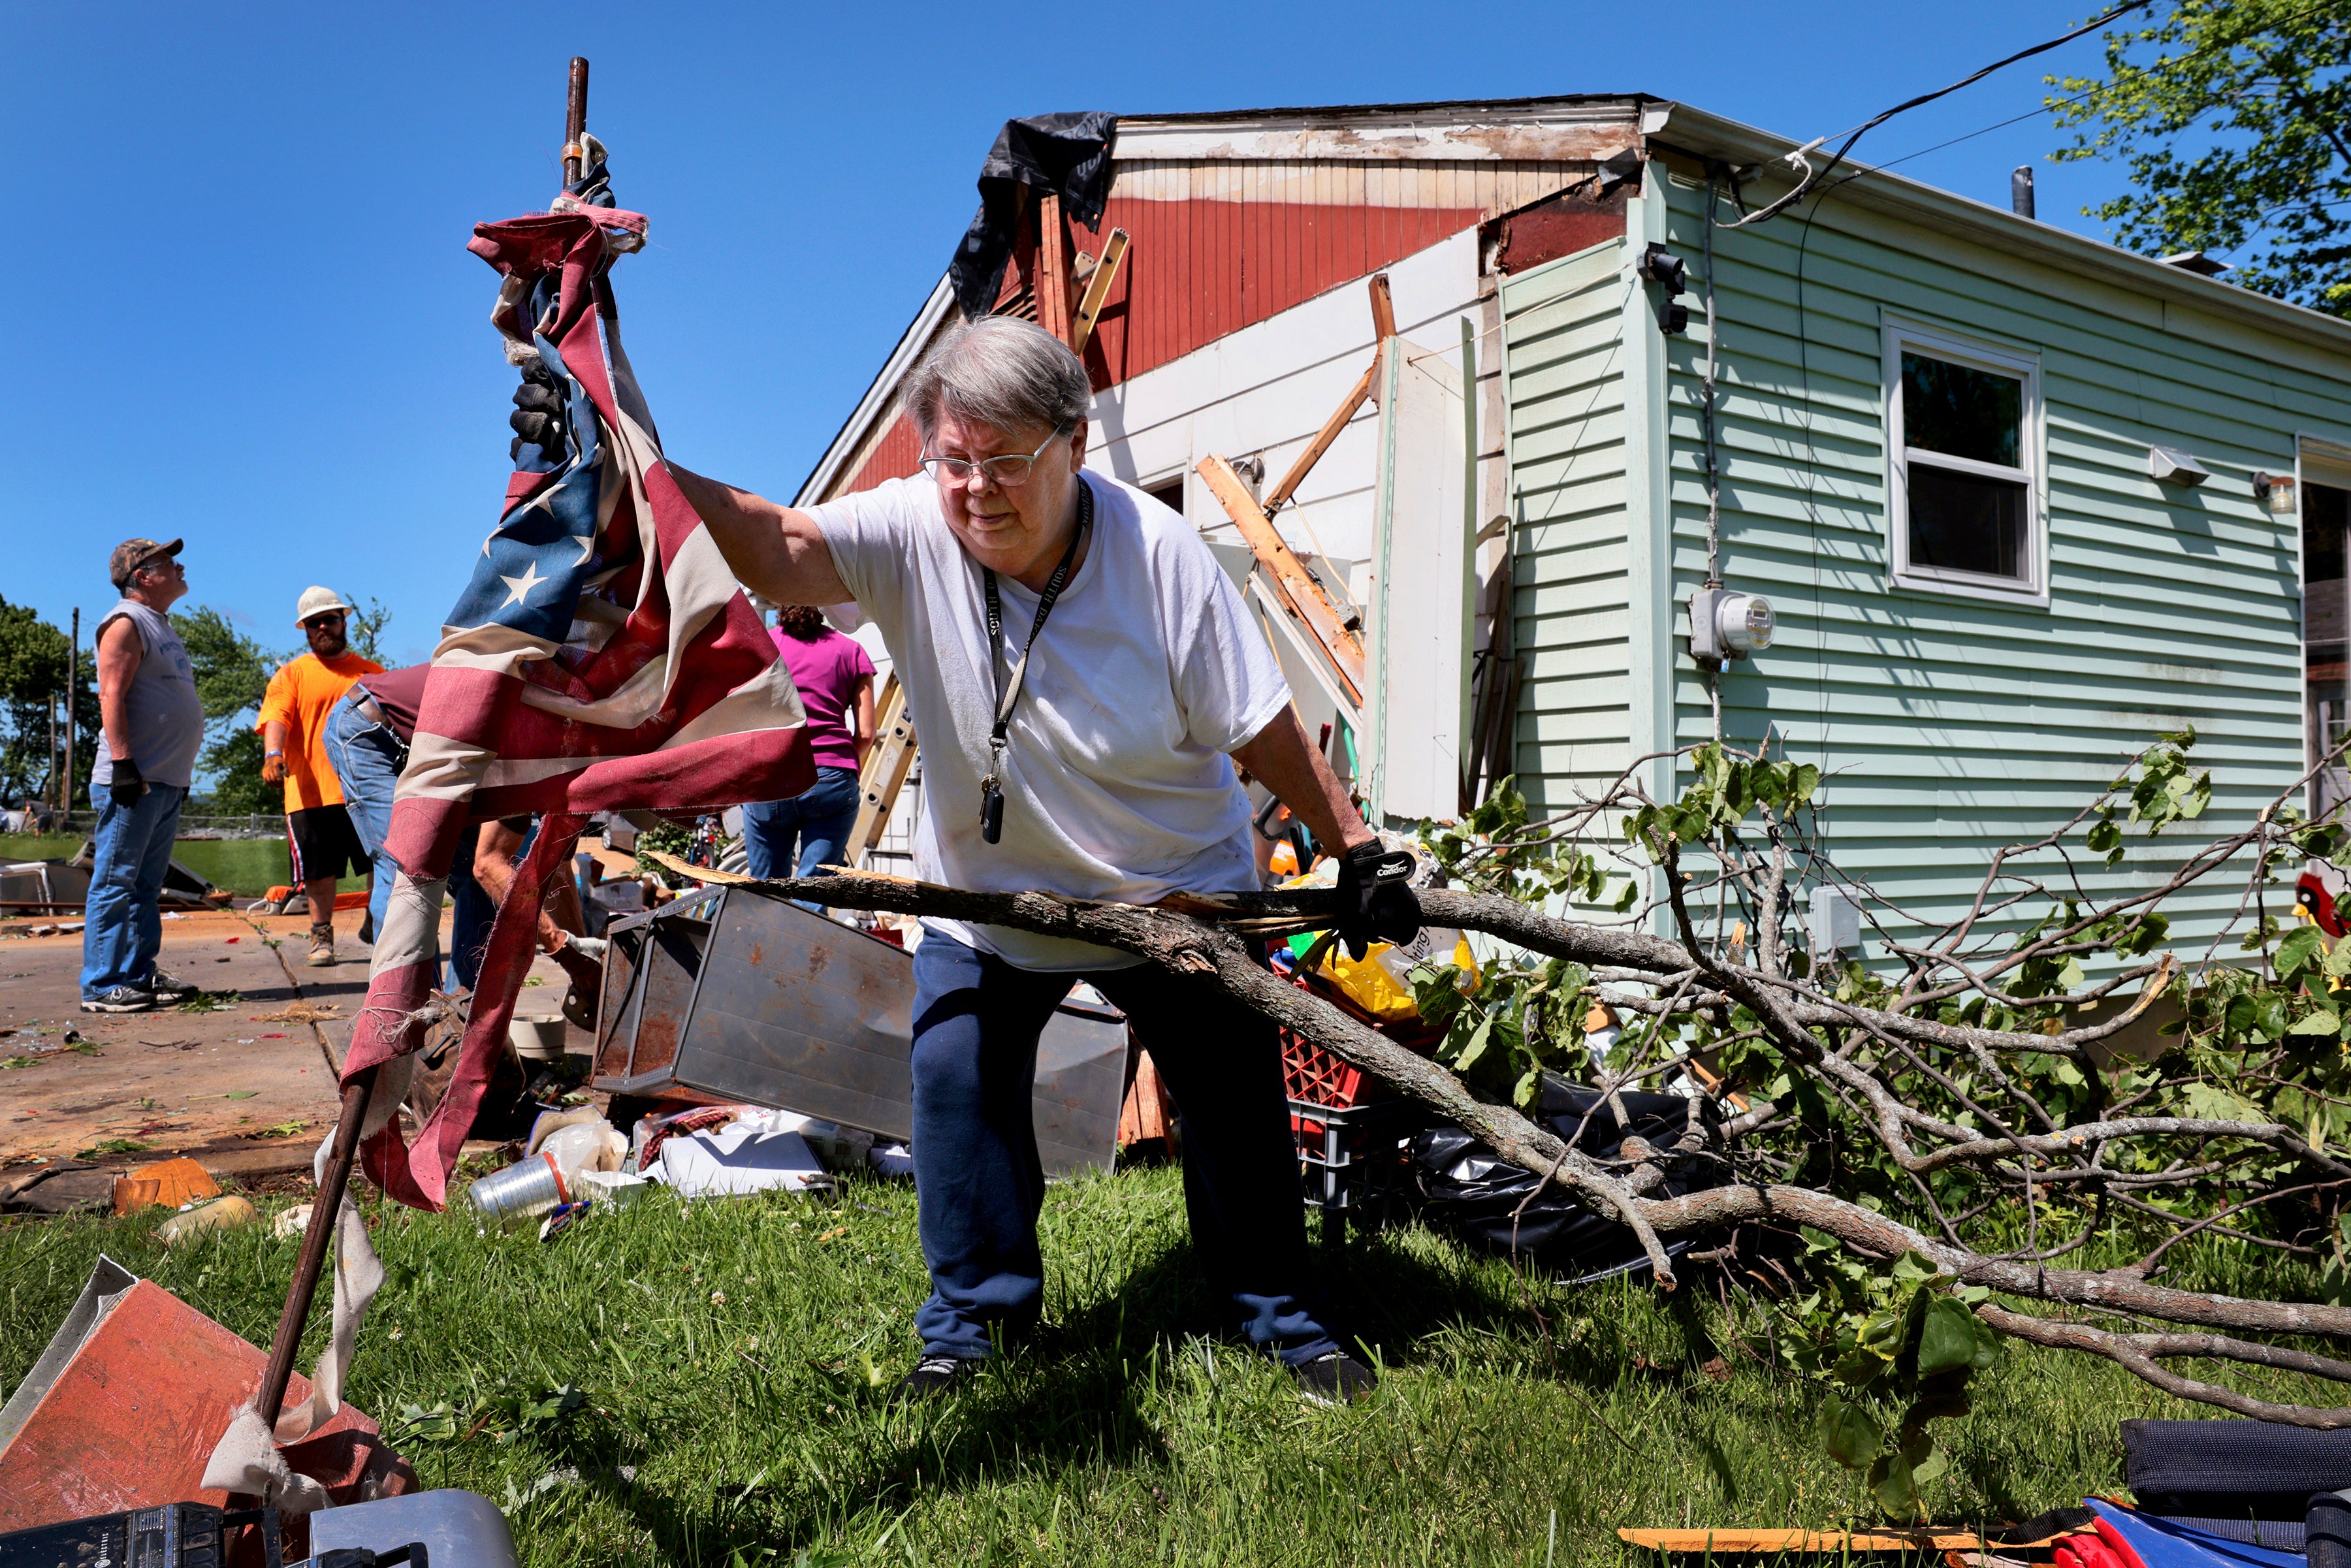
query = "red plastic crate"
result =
(1283, 1031, 1367, 1110)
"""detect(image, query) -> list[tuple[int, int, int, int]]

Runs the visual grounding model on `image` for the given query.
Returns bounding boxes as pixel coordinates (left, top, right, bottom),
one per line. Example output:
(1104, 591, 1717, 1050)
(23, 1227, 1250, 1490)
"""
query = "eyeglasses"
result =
(304, 613, 347, 629)
(918, 426, 1072, 488)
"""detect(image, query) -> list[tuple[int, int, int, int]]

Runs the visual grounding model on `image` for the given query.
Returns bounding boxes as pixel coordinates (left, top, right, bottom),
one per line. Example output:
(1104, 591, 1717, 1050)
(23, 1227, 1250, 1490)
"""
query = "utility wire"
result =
(1719, 0, 2154, 229)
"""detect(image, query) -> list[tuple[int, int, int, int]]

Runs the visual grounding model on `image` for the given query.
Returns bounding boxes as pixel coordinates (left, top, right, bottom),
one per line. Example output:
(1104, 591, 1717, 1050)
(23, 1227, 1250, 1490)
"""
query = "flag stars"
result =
(500, 562, 550, 608)
(573, 533, 597, 566)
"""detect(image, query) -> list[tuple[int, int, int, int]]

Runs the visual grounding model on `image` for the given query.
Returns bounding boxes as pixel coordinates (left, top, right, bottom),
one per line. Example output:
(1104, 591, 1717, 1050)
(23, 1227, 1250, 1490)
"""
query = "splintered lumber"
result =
(846, 673, 916, 866)
(1071, 229, 1130, 355)
(1616, 1528, 2073, 1555)
(1037, 191, 1074, 344)
(1198, 454, 1366, 707)
(1262, 272, 1395, 517)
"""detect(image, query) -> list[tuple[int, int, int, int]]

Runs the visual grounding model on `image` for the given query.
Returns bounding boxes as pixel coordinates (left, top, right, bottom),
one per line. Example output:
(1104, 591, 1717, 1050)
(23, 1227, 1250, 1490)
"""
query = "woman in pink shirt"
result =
(744, 605, 877, 878)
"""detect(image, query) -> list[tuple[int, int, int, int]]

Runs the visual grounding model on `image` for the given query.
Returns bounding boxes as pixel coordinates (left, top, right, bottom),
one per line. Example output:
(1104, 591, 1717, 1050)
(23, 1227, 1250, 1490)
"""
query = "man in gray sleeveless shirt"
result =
(80, 537, 206, 1012)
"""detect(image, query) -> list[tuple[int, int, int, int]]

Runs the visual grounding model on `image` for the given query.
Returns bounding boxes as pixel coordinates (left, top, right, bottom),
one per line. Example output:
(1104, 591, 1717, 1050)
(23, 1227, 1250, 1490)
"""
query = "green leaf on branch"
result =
(1868, 1448, 1923, 1520)
(1915, 1296, 1985, 1378)
(1818, 1392, 1881, 1470)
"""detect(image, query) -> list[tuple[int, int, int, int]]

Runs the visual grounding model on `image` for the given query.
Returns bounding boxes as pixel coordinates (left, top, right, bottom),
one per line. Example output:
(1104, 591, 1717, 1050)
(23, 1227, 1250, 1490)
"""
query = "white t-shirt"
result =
(813, 470, 1290, 971)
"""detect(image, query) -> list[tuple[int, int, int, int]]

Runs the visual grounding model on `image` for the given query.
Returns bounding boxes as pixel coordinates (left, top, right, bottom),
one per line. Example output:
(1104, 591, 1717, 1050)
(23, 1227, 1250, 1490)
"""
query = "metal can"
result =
(466, 1151, 569, 1230)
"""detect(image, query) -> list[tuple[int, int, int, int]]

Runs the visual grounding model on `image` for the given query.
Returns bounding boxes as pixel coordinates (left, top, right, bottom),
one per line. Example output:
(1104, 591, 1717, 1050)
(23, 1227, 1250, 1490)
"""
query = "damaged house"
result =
(801, 95, 2351, 946)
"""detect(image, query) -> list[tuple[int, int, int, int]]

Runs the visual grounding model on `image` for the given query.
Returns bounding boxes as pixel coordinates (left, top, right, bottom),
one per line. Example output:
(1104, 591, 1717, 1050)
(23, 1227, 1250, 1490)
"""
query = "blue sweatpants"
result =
(908, 930, 1339, 1367)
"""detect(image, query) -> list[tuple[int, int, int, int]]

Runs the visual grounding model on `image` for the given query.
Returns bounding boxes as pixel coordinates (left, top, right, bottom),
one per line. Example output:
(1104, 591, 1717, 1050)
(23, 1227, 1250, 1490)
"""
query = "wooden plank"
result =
(1260, 359, 1379, 517)
(1261, 272, 1398, 517)
(1036, 191, 1074, 345)
(1198, 455, 1366, 707)
(1616, 1528, 2073, 1554)
(846, 673, 916, 867)
(1368, 269, 1396, 341)
(1070, 227, 1130, 355)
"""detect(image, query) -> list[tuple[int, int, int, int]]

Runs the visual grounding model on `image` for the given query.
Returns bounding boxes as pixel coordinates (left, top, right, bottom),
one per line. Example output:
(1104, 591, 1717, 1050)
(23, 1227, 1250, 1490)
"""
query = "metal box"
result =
(592, 885, 1127, 1176)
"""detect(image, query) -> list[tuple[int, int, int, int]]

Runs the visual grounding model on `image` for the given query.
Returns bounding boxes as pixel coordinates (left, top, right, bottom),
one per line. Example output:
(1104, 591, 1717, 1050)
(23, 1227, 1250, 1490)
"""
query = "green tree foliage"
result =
(2051, 0, 2351, 313)
(0, 596, 96, 809)
(170, 606, 285, 816)
(346, 595, 393, 665)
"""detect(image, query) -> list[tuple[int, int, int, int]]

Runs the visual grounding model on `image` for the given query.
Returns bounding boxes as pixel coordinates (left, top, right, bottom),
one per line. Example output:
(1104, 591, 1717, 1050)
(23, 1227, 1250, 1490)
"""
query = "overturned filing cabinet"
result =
(592, 884, 1126, 1176)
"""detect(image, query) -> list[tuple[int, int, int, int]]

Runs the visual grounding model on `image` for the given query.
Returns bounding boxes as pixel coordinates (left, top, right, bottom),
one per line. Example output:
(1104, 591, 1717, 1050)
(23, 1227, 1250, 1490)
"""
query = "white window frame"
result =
(1883, 317, 2048, 608)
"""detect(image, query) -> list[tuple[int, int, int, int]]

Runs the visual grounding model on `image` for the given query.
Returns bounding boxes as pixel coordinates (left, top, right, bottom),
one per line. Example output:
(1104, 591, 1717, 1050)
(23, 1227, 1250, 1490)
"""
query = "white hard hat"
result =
(295, 586, 354, 626)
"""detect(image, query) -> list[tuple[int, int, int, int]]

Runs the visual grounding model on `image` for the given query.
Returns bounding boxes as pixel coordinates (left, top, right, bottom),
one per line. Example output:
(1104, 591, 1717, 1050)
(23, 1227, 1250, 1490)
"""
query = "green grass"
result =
(0, 833, 365, 896)
(0, 1168, 2315, 1567)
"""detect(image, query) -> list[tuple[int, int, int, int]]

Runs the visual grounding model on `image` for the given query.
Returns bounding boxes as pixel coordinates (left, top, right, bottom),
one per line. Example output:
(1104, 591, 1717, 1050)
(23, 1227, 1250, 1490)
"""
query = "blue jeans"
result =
(323, 692, 402, 943)
(448, 823, 501, 993)
(909, 931, 1338, 1367)
(742, 767, 862, 878)
(80, 782, 187, 999)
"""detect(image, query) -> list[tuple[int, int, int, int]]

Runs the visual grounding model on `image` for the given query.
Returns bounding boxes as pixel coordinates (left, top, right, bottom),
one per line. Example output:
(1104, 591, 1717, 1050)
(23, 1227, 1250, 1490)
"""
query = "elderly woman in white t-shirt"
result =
(673, 316, 1418, 1406)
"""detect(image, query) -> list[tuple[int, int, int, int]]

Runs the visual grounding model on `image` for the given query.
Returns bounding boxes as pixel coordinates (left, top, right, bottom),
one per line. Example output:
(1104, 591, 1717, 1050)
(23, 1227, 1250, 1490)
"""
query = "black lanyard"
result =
(978, 483, 1093, 844)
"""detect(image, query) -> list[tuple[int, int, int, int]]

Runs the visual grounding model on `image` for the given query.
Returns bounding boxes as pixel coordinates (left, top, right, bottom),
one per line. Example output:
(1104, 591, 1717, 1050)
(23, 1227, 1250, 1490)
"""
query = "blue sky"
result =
(3, 1, 2152, 671)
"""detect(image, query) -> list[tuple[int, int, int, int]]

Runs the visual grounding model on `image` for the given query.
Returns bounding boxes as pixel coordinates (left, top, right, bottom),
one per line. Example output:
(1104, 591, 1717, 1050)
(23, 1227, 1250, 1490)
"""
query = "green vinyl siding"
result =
(1496, 167, 2351, 953)
(1497, 237, 1635, 814)
(1655, 172, 2351, 948)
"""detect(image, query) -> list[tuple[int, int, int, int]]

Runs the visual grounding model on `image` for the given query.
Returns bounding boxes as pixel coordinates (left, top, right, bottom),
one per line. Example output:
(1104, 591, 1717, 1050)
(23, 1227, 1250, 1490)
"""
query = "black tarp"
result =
(948, 114, 1119, 322)
(1409, 1076, 1719, 1283)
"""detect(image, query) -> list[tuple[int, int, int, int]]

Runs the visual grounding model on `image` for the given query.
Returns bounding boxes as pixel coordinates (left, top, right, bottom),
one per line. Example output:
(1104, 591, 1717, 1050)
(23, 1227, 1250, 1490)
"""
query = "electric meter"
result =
(1687, 586, 1775, 664)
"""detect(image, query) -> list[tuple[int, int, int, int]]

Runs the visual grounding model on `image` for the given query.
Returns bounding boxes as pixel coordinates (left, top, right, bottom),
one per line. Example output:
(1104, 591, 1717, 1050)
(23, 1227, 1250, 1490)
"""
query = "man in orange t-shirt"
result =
(258, 586, 385, 967)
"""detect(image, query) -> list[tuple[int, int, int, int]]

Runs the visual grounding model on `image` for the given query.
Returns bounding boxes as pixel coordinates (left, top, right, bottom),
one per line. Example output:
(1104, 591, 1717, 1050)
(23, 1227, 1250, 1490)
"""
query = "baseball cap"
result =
(295, 586, 355, 626)
(108, 537, 183, 590)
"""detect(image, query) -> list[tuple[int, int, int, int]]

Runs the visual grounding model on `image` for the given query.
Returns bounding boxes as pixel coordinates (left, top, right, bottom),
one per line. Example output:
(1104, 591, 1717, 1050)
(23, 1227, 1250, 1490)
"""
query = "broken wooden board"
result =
(1618, 1528, 2077, 1556)
(1198, 454, 1366, 707)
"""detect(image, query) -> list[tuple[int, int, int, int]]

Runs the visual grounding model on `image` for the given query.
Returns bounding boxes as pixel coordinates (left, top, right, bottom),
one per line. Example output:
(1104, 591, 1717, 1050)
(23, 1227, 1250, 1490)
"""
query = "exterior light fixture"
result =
(2255, 472, 2298, 515)
(1637, 242, 1689, 335)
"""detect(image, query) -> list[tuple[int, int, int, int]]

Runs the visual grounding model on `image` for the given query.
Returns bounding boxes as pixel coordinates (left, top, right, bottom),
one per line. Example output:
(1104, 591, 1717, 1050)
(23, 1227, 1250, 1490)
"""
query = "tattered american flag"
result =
(345, 148, 816, 1209)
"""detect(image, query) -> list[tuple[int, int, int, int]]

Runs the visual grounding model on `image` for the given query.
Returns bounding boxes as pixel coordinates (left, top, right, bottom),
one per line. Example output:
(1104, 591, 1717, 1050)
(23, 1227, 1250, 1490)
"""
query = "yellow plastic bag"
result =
(1315, 933, 1480, 1025)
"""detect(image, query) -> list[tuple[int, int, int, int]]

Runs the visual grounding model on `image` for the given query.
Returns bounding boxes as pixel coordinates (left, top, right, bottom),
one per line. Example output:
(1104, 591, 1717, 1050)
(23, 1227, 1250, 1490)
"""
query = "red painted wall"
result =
(838, 196, 1486, 495)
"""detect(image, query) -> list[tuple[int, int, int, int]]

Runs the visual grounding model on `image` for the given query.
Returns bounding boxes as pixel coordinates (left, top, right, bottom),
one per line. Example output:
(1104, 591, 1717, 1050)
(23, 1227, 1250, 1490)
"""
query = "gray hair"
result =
(903, 316, 1090, 441)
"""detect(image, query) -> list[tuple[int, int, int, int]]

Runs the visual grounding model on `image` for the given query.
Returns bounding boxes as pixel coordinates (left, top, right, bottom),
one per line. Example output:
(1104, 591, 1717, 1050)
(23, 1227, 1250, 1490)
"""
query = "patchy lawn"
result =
(0, 1166, 2263, 1565)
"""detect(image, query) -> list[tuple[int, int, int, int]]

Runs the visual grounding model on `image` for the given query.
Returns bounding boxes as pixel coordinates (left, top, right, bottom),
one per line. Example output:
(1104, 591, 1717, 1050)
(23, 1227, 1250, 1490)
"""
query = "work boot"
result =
(81, 985, 155, 1014)
(146, 970, 195, 1004)
(358, 908, 374, 945)
(306, 925, 335, 968)
(894, 1354, 980, 1403)
(1291, 1351, 1379, 1407)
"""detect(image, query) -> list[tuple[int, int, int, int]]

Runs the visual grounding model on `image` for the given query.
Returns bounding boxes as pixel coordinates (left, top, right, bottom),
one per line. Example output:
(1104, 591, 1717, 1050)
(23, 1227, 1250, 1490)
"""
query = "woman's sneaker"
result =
(147, 970, 196, 1004)
(895, 1354, 980, 1403)
(1292, 1351, 1379, 1406)
(81, 985, 155, 1014)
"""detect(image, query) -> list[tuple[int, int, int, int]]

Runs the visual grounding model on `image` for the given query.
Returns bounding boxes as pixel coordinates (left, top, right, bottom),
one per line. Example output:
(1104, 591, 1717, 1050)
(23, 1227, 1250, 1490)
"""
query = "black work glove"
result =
(1333, 838, 1421, 961)
(509, 360, 571, 464)
(107, 758, 147, 810)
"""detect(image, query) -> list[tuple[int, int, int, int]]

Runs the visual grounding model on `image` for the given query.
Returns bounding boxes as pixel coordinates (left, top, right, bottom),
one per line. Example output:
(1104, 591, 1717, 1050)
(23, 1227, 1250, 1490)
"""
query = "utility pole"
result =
(63, 608, 78, 822)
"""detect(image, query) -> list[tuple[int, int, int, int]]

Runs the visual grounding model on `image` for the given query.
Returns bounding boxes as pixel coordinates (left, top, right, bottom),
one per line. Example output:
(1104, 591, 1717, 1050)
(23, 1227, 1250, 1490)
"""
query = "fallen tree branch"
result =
(648, 861, 2351, 1345)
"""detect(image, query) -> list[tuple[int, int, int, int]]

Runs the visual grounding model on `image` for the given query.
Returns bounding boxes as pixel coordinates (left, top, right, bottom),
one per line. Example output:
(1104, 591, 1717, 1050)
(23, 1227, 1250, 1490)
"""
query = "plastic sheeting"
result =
(1407, 1076, 1718, 1281)
(948, 113, 1118, 321)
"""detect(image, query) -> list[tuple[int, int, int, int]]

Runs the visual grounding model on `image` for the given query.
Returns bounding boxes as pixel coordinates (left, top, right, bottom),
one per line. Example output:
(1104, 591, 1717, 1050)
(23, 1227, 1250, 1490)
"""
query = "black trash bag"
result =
(1408, 1075, 1721, 1283)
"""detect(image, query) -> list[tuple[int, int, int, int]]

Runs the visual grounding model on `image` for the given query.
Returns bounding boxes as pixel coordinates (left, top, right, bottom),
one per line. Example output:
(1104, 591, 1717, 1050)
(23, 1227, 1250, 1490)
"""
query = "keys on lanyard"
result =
(978, 484, 1093, 844)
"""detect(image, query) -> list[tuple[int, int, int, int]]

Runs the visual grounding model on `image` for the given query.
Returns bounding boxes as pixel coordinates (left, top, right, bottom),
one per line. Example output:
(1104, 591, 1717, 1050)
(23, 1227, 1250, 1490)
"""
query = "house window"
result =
(1144, 477, 1185, 517)
(1885, 322, 2045, 603)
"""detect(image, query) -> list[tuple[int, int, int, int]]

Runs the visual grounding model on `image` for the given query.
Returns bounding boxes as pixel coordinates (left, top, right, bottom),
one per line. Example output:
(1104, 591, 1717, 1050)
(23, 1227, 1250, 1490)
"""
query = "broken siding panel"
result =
(1653, 174, 2351, 951)
(1499, 236, 1634, 812)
